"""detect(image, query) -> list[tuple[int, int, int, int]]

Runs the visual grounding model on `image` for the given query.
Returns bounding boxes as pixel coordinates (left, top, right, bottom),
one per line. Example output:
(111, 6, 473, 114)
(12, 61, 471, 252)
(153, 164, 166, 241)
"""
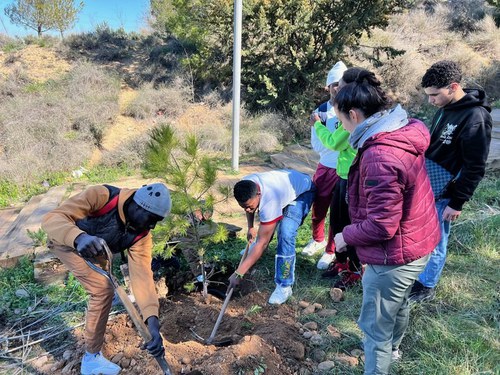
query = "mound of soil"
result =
(54, 287, 311, 375)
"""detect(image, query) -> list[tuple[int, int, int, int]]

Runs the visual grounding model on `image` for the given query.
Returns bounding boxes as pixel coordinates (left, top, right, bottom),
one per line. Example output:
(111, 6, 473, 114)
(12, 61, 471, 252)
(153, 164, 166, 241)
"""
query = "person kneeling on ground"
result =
(42, 183, 171, 375)
(229, 169, 315, 305)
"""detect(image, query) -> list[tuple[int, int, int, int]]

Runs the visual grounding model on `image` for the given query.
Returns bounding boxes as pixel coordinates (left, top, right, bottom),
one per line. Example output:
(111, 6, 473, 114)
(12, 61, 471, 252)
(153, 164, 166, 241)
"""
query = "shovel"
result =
(84, 241, 173, 375)
(191, 242, 251, 345)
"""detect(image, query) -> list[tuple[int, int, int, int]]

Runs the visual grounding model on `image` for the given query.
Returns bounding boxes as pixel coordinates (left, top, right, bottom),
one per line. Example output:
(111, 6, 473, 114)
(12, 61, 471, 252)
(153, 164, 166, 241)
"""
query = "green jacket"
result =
(314, 121, 357, 179)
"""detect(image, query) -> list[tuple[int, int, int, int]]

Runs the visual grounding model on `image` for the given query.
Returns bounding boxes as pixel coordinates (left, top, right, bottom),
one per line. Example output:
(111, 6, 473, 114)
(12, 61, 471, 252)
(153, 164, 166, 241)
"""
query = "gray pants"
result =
(359, 255, 430, 375)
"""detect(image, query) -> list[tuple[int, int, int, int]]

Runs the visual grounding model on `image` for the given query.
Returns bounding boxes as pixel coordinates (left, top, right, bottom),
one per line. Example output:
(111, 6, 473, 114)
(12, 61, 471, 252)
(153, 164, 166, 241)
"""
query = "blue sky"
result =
(0, 0, 150, 37)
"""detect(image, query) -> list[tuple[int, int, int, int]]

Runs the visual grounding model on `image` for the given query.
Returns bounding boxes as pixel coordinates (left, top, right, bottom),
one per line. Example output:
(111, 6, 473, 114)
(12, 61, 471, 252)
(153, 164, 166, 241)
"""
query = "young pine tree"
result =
(144, 123, 231, 298)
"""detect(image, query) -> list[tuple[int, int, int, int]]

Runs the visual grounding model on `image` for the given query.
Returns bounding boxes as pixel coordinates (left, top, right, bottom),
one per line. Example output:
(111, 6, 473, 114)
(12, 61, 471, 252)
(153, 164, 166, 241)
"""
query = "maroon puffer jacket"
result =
(343, 119, 440, 265)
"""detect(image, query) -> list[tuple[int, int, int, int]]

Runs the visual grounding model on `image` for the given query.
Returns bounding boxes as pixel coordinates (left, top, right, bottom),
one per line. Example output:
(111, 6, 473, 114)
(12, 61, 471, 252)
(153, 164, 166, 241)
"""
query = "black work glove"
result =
(227, 272, 242, 293)
(144, 316, 165, 357)
(74, 233, 105, 258)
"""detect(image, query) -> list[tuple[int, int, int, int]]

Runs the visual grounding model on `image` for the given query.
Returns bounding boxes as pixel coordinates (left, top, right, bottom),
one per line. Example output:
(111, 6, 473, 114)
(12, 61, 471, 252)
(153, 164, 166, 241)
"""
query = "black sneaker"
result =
(409, 281, 435, 304)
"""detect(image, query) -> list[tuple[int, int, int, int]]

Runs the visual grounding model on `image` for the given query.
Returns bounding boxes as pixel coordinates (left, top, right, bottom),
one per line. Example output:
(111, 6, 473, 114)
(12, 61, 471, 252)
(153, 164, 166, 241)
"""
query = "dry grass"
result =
(0, 62, 120, 184)
(350, 4, 500, 111)
(124, 78, 192, 120)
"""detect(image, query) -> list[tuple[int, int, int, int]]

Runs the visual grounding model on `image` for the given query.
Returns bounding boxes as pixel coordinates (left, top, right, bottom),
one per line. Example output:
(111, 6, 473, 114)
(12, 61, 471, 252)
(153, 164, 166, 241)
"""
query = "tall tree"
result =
(4, 0, 84, 38)
(50, 0, 83, 38)
(150, 0, 413, 116)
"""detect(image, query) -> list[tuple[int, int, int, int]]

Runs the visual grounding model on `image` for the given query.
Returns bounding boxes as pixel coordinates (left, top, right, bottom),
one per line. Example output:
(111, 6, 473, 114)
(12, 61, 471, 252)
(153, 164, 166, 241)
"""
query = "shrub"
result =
(64, 23, 133, 62)
(469, 60, 500, 103)
(151, 0, 413, 116)
(124, 79, 192, 120)
(447, 0, 487, 35)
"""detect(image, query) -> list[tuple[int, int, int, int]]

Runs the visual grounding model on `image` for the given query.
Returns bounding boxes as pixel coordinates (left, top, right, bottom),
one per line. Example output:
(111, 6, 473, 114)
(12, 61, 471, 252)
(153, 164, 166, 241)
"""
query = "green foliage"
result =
(26, 228, 47, 247)
(50, 0, 84, 38)
(151, 0, 412, 116)
(144, 123, 230, 297)
(64, 23, 136, 62)
(486, 0, 500, 26)
(447, 0, 487, 35)
(245, 304, 262, 316)
(4, 0, 84, 37)
(2, 41, 23, 52)
(0, 257, 87, 323)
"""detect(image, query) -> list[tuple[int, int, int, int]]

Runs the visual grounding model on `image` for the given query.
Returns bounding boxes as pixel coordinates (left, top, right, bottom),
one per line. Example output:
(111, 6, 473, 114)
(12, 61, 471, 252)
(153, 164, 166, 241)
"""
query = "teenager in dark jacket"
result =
(332, 70, 440, 374)
(42, 183, 171, 375)
(409, 60, 492, 303)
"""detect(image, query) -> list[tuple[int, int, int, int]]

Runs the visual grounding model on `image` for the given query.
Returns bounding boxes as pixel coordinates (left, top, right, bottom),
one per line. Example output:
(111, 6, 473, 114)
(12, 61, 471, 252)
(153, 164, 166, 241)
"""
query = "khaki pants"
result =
(50, 243, 114, 353)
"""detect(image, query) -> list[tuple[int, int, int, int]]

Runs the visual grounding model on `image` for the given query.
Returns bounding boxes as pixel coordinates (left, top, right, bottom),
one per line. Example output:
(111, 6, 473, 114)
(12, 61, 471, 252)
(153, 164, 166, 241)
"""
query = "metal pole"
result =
(231, 0, 242, 171)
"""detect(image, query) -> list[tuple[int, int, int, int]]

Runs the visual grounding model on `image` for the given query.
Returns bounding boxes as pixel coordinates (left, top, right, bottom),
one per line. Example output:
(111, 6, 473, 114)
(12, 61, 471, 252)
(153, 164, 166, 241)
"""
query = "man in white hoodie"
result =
(302, 61, 347, 271)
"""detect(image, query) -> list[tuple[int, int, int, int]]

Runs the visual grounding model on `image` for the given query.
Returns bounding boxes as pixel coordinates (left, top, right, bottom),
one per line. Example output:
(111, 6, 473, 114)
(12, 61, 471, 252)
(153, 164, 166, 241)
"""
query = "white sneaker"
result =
(302, 239, 327, 256)
(81, 351, 121, 375)
(392, 349, 402, 362)
(268, 285, 293, 305)
(317, 252, 335, 270)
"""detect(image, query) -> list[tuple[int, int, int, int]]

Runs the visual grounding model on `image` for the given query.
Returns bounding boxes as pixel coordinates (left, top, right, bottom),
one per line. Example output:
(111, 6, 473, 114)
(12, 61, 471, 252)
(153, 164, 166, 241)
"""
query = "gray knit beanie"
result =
(133, 183, 171, 218)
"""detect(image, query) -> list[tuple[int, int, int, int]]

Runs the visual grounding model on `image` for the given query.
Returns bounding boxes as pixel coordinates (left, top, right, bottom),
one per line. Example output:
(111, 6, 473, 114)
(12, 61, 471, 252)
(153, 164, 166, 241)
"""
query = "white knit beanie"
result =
(133, 183, 171, 218)
(325, 61, 348, 87)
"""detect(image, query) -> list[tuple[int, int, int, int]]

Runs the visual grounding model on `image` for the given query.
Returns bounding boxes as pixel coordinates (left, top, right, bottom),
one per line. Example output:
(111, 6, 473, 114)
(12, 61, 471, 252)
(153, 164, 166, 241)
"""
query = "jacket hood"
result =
(446, 89, 491, 112)
(363, 119, 430, 157)
(349, 104, 409, 149)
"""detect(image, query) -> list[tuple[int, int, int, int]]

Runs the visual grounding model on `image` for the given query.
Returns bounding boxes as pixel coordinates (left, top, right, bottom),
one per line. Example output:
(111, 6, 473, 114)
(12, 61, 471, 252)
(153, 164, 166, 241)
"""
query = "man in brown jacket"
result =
(42, 183, 171, 375)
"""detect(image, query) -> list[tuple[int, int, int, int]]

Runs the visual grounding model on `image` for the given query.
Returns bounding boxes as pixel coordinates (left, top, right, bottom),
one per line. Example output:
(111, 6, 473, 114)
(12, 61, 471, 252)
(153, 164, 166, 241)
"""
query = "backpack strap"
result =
(90, 195, 119, 217)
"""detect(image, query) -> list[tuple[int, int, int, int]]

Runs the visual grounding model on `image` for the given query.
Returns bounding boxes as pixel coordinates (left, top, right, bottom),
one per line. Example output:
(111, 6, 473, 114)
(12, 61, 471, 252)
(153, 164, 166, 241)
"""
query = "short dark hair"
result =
(233, 180, 258, 203)
(335, 69, 392, 118)
(421, 60, 462, 89)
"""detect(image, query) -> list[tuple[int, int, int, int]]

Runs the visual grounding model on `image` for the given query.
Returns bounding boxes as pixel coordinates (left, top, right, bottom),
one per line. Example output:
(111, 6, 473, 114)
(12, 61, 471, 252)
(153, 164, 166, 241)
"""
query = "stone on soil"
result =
(111, 353, 124, 363)
(15, 289, 29, 298)
(302, 305, 316, 315)
(62, 349, 73, 360)
(310, 348, 326, 362)
(310, 334, 324, 346)
(326, 325, 341, 339)
(334, 354, 359, 367)
(317, 308, 337, 317)
(329, 287, 344, 302)
(350, 349, 364, 358)
(318, 360, 335, 371)
(298, 300, 310, 308)
(303, 321, 318, 330)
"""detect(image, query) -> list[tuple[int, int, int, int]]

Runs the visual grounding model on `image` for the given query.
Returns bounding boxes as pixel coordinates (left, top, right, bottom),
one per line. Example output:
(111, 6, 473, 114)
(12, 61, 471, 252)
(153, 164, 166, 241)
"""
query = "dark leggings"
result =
(329, 178, 361, 272)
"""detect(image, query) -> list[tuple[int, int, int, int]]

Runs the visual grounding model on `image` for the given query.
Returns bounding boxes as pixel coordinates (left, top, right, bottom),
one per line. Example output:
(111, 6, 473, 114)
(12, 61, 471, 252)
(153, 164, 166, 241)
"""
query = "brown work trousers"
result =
(50, 243, 114, 354)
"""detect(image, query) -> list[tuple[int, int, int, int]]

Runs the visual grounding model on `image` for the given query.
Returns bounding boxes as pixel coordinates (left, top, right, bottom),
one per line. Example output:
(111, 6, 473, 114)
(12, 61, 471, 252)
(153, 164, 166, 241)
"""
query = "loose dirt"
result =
(0, 44, 71, 82)
(57, 288, 311, 375)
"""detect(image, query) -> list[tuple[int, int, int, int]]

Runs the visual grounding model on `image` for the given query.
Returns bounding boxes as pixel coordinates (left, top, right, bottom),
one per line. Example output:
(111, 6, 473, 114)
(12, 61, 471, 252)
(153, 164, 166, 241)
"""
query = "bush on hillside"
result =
(0, 66, 30, 99)
(64, 23, 133, 62)
(124, 79, 192, 120)
(101, 134, 150, 169)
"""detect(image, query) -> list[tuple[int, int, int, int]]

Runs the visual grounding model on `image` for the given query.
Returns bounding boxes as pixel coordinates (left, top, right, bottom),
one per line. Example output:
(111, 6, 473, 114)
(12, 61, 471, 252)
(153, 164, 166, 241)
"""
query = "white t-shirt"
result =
(244, 170, 312, 225)
(311, 101, 340, 168)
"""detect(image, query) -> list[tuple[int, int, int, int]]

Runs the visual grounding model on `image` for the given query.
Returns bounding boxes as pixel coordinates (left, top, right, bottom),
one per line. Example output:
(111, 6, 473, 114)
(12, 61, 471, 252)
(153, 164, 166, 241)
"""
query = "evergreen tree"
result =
(144, 123, 231, 299)
(150, 0, 413, 116)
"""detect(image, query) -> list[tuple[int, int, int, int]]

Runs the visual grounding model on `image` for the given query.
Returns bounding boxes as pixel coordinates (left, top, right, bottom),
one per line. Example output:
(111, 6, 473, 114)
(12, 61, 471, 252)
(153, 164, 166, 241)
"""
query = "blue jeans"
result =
(418, 199, 450, 288)
(275, 188, 315, 287)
